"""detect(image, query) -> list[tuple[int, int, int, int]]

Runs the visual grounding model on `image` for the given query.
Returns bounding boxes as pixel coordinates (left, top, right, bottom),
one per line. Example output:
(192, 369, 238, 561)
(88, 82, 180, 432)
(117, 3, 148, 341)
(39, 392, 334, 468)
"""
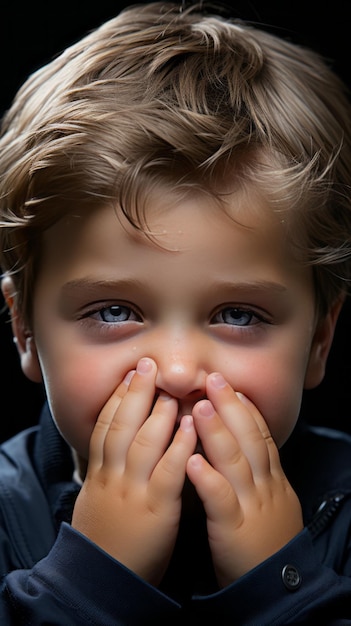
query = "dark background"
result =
(0, 1, 350, 441)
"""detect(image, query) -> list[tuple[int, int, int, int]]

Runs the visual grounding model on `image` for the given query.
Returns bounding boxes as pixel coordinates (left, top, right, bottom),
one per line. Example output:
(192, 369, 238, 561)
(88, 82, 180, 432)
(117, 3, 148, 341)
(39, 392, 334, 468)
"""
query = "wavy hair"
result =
(1, 2, 351, 323)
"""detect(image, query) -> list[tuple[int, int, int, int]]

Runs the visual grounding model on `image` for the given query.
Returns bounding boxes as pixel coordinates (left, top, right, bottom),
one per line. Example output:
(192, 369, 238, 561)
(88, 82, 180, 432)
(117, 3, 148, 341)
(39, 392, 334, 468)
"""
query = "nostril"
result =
(155, 362, 208, 400)
(186, 389, 207, 402)
(155, 387, 205, 401)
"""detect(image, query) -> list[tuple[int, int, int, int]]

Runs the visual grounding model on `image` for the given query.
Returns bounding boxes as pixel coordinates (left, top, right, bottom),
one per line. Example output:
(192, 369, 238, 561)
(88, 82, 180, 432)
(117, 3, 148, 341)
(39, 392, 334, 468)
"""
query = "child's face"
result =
(13, 187, 337, 461)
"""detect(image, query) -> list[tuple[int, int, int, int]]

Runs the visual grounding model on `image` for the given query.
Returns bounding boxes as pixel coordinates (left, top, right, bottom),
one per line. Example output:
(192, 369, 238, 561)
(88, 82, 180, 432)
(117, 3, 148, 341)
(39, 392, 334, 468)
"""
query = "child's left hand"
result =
(187, 373, 304, 588)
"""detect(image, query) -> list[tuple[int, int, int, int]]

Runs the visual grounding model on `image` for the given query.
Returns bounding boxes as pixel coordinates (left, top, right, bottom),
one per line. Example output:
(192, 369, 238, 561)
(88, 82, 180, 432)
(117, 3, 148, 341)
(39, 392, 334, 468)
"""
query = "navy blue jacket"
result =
(0, 404, 351, 624)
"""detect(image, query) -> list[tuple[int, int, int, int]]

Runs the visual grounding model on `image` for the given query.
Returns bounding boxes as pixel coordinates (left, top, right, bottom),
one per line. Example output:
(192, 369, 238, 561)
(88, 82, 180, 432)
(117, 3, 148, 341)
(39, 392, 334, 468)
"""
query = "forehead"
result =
(41, 185, 276, 249)
(37, 185, 309, 293)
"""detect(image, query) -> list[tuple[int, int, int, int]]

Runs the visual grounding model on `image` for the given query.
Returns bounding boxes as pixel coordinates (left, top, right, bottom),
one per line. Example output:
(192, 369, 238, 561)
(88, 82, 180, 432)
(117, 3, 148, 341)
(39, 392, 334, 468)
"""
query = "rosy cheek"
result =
(255, 382, 302, 447)
(42, 361, 107, 428)
(228, 363, 302, 448)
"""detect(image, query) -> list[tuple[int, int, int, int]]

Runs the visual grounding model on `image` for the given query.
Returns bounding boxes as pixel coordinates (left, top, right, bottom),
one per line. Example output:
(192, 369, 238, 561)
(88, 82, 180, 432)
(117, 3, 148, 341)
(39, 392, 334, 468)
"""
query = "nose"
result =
(151, 329, 208, 401)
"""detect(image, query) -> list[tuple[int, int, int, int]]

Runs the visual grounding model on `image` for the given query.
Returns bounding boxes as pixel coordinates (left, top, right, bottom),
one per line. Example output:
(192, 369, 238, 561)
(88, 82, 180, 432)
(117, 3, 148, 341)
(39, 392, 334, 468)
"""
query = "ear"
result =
(304, 297, 344, 390)
(1, 275, 42, 383)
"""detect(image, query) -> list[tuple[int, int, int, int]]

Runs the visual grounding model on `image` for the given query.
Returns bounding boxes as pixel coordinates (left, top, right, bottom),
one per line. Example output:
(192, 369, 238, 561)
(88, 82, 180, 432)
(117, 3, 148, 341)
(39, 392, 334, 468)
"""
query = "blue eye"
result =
(97, 305, 139, 323)
(213, 307, 258, 326)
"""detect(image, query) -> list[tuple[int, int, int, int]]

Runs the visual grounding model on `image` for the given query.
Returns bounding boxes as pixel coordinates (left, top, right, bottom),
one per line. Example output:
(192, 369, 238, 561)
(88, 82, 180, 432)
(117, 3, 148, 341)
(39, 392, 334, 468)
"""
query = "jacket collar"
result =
(34, 403, 80, 529)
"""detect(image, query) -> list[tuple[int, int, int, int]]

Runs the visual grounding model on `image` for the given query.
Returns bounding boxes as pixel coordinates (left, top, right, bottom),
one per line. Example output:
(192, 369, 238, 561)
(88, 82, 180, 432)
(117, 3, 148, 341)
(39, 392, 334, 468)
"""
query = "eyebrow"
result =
(60, 278, 147, 298)
(60, 277, 288, 296)
(213, 280, 288, 294)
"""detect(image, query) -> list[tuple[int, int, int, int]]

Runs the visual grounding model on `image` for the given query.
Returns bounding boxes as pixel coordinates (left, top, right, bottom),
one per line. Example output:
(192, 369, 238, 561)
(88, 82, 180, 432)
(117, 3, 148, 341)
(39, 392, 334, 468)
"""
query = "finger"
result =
(88, 369, 135, 469)
(192, 399, 254, 490)
(186, 453, 240, 524)
(125, 393, 178, 480)
(152, 415, 197, 502)
(102, 358, 158, 470)
(205, 373, 273, 479)
(235, 392, 282, 477)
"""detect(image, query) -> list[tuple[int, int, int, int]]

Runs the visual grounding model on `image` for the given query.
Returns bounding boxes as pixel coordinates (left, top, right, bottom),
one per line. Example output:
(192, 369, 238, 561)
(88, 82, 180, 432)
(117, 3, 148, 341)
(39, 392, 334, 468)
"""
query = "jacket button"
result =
(281, 564, 301, 590)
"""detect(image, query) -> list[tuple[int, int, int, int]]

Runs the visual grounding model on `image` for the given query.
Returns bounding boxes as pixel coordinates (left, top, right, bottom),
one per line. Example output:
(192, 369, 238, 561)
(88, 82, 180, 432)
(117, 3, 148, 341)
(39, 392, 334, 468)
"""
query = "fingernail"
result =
(136, 358, 153, 374)
(236, 392, 250, 406)
(198, 400, 215, 417)
(123, 370, 135, 386)
(210, 373, 226, 389)
(188, 454, 203, 469)
(180, 414, 193, 432)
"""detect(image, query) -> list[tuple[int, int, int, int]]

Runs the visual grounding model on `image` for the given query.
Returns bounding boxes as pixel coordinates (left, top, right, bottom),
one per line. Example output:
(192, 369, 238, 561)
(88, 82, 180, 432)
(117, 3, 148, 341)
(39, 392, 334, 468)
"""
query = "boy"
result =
(1, 1, 351, 623)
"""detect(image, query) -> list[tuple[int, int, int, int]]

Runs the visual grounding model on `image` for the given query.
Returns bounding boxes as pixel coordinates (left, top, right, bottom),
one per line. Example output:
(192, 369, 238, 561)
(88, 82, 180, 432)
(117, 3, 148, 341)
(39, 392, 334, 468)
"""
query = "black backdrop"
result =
(0, 1, 350, 441)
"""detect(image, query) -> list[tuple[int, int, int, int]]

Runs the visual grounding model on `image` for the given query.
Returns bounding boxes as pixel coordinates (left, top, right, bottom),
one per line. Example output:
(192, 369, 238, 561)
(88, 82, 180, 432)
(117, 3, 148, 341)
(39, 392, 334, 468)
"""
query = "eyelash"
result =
(83, 303, 268, 328)
(211, 306, 266, 327)
(84, 304, 142, 324)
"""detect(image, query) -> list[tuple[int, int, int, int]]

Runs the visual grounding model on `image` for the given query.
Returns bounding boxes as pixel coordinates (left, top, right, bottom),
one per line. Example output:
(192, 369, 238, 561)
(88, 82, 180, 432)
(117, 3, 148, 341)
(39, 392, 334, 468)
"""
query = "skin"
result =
(2, 186, 341, 589)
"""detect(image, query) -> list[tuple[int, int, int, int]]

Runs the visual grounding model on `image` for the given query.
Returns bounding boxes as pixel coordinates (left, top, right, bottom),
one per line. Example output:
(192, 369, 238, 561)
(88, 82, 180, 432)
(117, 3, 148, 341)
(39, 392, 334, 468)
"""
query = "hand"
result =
(186, 373, 303, 587)
(72, 358, 197, 585)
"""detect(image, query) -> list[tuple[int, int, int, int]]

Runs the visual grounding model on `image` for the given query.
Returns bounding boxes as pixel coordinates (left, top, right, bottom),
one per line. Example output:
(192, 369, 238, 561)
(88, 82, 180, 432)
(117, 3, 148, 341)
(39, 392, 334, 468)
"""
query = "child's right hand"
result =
(71, 358, 197, 586)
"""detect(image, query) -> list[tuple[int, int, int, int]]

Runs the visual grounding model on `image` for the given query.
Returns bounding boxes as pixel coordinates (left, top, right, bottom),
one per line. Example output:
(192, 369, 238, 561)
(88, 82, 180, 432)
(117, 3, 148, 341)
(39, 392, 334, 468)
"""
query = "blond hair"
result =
(1, 1, 351, 324)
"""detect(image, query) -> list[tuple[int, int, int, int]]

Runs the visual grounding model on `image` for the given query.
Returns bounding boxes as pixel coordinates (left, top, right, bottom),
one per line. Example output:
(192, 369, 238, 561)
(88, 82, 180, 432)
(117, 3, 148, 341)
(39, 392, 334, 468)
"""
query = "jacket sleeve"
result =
(1, 523, 181, 625)
(1, 526, 351, 625)
(190, 528, 351, 625)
